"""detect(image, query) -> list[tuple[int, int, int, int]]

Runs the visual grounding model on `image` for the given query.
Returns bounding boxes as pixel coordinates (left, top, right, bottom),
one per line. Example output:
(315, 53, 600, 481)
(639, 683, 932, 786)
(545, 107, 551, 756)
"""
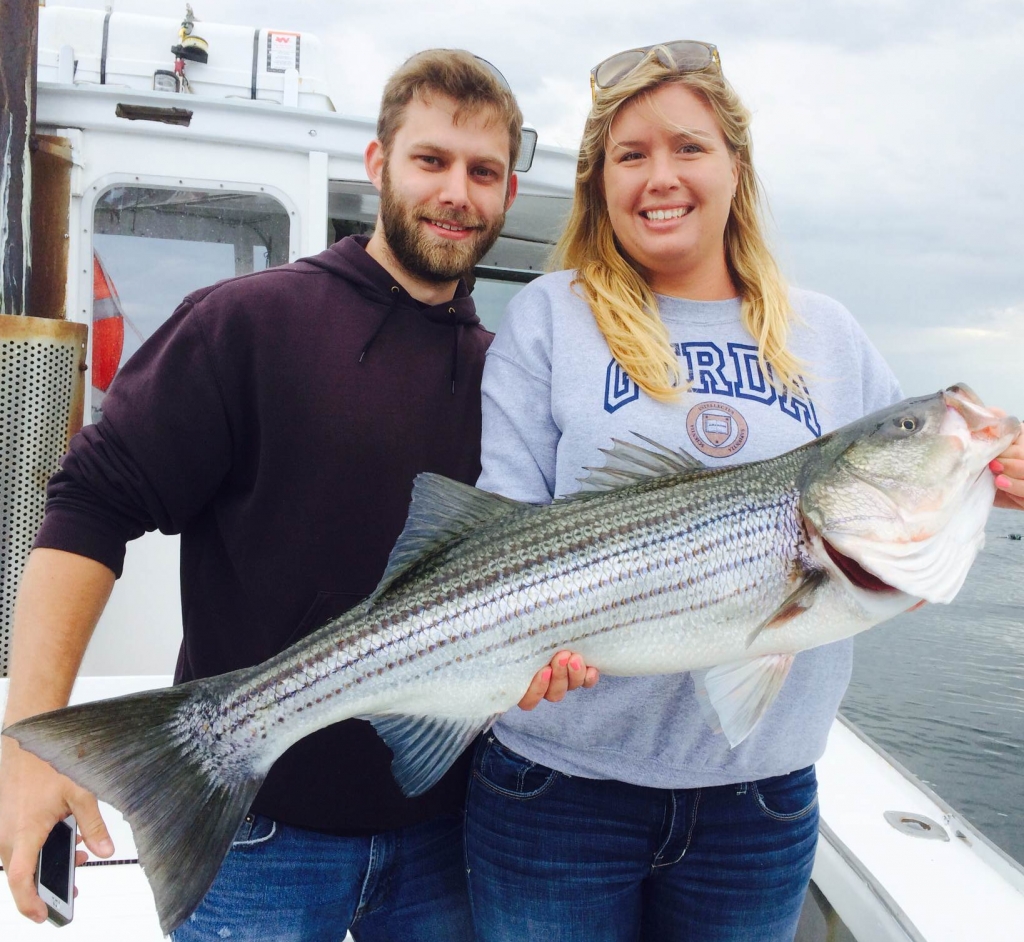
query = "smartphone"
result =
(35, 815, 76, 927)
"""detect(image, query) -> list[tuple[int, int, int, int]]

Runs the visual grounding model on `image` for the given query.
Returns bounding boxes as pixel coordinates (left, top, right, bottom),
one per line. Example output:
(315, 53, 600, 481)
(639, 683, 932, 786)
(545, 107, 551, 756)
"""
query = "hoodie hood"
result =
(300, 234, 481, 327)
(298, 234, 484, 393)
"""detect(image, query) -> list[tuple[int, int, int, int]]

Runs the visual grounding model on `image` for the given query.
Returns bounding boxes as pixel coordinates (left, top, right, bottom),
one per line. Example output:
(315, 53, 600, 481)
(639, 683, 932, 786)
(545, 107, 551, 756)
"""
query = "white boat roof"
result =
(37, 6, 336, 111)
(34, 5, 577, 191)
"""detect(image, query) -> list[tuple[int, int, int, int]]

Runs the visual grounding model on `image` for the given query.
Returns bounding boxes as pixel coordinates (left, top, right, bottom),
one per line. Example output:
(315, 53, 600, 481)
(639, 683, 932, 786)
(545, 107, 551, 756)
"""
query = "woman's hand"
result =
(518, 651, 600, 710)
(992, 425, 1024, 511)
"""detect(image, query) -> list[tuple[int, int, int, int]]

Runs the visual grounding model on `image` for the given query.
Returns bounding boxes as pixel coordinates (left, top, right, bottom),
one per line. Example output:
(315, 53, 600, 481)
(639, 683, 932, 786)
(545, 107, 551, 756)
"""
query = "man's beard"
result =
(379, 166, 505, 284)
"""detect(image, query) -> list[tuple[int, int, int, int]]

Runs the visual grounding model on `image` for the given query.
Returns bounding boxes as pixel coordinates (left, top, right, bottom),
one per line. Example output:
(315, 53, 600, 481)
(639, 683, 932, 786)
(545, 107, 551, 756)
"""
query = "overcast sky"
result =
(51, 0, 1024, 410)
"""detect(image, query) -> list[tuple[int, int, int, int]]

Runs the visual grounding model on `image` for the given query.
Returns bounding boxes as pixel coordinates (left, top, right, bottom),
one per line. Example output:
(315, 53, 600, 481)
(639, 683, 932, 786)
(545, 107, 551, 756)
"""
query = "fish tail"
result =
(4, 682, 265, 935)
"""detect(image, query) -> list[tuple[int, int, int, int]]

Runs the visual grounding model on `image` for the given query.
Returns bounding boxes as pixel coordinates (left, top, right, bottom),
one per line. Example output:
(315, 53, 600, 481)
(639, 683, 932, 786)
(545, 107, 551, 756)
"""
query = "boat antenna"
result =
(170, 3, 209, 93)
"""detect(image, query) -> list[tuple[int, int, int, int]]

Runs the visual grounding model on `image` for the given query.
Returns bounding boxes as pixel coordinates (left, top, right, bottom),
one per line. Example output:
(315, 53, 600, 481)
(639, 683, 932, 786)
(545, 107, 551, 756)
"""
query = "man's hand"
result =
(518, 651, 600, 710)
(992, 426, 1024, 512)
(0, 740, 112, 923)
(0, 550, 117, 920)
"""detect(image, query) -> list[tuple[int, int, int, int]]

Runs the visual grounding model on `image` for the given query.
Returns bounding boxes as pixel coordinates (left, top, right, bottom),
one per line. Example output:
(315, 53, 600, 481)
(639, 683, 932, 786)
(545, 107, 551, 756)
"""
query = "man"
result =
(0, 49, 595, 940)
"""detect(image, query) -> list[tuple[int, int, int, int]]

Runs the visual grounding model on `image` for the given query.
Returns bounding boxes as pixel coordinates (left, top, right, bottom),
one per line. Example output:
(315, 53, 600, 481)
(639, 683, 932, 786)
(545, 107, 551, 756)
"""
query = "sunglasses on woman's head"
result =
(590, 41, 721, 101)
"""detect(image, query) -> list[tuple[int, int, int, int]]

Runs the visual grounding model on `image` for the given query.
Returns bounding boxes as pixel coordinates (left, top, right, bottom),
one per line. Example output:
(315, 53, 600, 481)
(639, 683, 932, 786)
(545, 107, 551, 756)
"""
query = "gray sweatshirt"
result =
(479, 269, 902, 787)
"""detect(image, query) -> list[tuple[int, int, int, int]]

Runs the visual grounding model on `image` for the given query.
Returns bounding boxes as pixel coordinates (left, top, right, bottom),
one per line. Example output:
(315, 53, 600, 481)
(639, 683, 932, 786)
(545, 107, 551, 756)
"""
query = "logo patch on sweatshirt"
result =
(686, 401, 749, 457)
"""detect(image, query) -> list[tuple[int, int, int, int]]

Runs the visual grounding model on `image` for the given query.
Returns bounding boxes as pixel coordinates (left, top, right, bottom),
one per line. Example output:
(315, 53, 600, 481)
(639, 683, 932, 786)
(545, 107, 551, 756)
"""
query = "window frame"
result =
(78, 174, 300, 419)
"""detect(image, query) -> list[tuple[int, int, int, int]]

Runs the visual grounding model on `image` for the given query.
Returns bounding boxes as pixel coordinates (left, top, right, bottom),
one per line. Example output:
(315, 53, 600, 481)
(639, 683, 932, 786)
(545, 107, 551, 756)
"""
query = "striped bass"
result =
(6, 383, 1018, 933)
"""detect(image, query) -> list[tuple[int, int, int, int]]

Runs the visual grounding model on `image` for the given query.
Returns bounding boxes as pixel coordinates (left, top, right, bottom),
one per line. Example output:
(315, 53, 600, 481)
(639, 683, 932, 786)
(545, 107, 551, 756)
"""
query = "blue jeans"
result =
(171, 811, 473, 942)
(465, 735, 818, 942)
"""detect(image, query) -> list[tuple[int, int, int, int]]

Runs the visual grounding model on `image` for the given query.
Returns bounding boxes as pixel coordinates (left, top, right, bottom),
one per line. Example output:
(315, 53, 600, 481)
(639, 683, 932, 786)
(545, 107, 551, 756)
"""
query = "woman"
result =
(464, 41, 1024, 942)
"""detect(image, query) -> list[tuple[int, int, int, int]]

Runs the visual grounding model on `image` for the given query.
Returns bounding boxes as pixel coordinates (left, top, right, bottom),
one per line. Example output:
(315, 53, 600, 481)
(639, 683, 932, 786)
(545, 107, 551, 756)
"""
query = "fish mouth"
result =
(804, 517, 900, 594)
(942, 384, 1020, 446)
(820, 537, 898, 593)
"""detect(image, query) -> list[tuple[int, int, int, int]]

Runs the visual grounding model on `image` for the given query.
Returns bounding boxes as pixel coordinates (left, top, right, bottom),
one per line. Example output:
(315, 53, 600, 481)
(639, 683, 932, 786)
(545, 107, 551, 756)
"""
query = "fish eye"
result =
(897, 417, 917, 432)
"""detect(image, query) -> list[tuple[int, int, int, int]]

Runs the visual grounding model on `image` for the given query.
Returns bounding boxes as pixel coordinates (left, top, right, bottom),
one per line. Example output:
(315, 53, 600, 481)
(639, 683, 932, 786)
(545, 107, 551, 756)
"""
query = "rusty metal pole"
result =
(0, 2, 88, 677)
(0, 0, 39, 316)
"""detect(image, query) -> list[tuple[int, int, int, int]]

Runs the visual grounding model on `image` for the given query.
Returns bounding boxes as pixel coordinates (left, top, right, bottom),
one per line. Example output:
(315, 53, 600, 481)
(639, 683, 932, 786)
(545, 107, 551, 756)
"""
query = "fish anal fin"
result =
(361, 712, 500, 797)
(693, 654, 795, 748)
(746, 568, 827, 647)
(369, 474, 524, 604)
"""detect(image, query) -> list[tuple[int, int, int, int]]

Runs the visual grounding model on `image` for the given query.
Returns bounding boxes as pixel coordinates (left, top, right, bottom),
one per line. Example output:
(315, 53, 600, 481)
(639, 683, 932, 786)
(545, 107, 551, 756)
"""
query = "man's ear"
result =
(505, 172, 519, 211)
(365, 139, 385, 193)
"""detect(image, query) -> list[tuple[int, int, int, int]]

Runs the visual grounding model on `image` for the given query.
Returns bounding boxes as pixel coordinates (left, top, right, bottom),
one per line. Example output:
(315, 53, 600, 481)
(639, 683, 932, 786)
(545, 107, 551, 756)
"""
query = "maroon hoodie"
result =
(35, 235, 492, 834)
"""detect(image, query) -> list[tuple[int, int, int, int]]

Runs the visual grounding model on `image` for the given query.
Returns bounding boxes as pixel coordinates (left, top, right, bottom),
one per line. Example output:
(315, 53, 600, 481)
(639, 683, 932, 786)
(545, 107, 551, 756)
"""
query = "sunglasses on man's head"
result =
(590, 41, 721, 101)
(475, 56, 513, 93)
(472, 56, 539, 173)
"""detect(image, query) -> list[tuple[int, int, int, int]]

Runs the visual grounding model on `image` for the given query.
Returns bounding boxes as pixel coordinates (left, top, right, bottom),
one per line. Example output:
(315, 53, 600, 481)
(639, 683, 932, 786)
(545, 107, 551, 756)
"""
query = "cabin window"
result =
(327, 180, 569, 333)
(90, 186, 291, 421)
(470, 276, 532, 333)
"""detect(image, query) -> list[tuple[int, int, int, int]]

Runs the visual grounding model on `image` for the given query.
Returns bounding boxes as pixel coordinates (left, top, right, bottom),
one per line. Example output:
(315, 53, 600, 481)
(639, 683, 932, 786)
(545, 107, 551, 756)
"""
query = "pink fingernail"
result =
(541, 667, 552, 682)
(558, 655, 569, 667)
(990, 460, 1004, 473)
(570, 657, 582, 671)
(995, 474, 1011, 489)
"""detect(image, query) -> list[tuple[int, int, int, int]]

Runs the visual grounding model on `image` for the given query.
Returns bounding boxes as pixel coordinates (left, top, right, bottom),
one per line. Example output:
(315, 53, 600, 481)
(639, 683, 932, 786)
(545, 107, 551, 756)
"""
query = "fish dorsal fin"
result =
(369, 473, 524, 604)
(360, 712, 501, 796)
(573, 434, 706, 496)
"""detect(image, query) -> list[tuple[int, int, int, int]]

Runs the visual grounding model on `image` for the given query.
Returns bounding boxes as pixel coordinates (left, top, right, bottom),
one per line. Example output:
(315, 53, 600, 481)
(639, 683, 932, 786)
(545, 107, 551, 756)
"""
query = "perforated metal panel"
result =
(1, 315, 87, 676)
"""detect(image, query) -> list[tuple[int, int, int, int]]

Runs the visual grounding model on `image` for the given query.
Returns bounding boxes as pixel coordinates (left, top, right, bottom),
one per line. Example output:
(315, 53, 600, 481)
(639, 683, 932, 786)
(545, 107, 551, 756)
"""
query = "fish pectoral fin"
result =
(746, 568, 827, 647)
(369, 474, 526, 604)
(692, 654, 795, 748)
(360, 712, 501, 797)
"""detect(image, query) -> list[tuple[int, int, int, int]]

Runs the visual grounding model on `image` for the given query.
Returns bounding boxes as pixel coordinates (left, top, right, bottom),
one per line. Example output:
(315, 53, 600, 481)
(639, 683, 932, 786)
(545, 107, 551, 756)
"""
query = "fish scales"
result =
(208, 451, 812, 758)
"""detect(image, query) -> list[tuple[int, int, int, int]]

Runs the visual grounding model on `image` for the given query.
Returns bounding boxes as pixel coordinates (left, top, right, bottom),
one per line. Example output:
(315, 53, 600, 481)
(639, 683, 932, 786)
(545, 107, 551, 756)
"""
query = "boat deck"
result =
(813, 714, 1024, 940)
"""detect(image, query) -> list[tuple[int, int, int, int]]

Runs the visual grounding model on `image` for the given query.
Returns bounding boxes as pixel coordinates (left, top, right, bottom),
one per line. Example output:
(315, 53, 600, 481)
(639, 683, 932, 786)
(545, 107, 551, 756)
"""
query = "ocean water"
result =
(841, 506, 1024, 865)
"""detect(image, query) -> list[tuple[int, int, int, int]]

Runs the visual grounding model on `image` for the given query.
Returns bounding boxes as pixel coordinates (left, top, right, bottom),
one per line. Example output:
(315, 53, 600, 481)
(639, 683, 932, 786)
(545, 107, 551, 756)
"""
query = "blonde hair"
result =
(378, 49, 523, 175)
(551, 57, 801, 400)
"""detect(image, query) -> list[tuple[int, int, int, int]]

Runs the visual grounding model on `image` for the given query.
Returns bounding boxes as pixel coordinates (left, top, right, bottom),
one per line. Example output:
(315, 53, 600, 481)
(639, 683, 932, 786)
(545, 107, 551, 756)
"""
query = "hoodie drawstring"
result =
(450, 308, 460, 396)
(359, 290, 463, 396)
(359, 285, 401, 364)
